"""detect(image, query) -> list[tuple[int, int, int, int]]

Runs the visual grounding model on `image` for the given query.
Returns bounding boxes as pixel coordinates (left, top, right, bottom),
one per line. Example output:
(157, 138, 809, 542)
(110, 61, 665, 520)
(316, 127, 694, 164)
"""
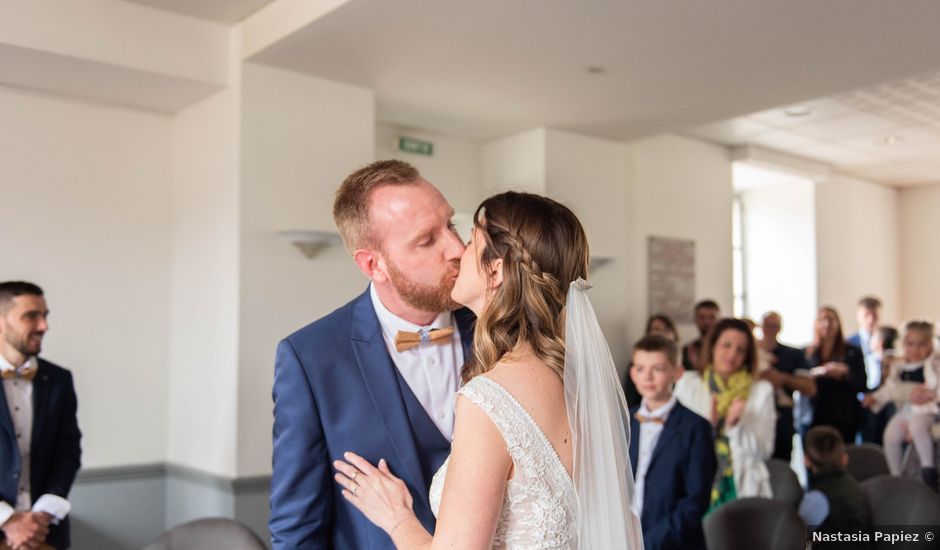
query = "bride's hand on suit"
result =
(334, 452, 416, 536)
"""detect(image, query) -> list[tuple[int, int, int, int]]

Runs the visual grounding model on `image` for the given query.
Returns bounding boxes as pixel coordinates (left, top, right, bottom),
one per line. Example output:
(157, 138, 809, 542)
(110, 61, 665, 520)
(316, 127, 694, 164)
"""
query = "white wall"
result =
(625, 135, 735, 346)
(544, 130, 632, 366)
(815, 173, 900, 333)
(166, 49, 242, 477)
(375, 124, 483, 215)
(899, 184, 940, 322)
(237, 63, 376, 476)
(0, 88, 171, 468)
(481, 129, 547, 194)
(738, 168, 818, 346)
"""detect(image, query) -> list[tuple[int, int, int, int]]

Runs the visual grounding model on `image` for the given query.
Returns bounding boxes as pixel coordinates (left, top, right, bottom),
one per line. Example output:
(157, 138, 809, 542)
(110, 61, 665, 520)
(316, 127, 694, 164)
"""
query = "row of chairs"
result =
(709, 475, 940, 550)
(141, 445, 929, 550)
(712, 447, 940, 550)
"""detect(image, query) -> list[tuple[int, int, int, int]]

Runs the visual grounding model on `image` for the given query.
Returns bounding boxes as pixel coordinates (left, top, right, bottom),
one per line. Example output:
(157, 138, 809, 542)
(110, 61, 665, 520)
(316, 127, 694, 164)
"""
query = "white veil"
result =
(564, 278, 644, 549)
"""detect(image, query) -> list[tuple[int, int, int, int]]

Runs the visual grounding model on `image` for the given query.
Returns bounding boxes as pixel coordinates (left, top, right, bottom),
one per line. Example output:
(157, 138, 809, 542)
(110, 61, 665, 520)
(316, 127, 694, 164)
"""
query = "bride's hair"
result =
(462, 191, 589, 383)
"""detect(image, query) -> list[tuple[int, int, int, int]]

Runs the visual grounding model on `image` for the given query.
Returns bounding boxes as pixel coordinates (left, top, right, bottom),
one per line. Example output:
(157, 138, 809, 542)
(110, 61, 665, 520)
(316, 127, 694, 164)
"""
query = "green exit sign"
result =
(398, 137, 434, 156)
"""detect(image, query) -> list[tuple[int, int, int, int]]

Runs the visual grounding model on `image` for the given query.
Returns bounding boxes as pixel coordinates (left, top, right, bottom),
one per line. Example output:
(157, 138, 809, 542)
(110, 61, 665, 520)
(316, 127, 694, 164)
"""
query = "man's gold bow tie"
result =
(635, 414, 665, 424)
(394, 327, 455, 353)
(1, 367, 37, 381)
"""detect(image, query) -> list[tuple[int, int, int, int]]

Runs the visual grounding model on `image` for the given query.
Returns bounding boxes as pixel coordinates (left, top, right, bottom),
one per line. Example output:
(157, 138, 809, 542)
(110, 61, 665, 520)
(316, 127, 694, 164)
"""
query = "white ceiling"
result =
(246, 0, 940, 143)
(120, 0, 275, 24)
(686, 70, 940, 187)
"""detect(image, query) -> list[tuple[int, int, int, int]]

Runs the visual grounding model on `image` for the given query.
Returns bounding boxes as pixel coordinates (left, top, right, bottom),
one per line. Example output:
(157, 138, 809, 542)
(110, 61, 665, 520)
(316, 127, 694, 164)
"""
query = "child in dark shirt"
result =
(801, 426, 872, 548)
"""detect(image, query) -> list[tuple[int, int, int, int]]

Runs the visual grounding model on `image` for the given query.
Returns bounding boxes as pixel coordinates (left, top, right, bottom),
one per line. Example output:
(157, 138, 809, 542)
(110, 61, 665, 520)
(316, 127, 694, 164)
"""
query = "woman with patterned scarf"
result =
(674, 318, 777, 509)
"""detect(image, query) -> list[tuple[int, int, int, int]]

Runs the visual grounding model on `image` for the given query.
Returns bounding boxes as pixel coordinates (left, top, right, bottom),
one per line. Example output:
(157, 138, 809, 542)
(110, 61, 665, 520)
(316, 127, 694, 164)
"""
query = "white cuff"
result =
(0, 501, 14, 528)
(32, 494, 70, 523)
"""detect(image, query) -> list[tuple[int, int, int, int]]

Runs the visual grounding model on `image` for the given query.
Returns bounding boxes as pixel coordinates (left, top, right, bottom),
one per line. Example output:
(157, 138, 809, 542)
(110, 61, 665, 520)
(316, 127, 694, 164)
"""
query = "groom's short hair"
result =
(334, 160, 421, 253)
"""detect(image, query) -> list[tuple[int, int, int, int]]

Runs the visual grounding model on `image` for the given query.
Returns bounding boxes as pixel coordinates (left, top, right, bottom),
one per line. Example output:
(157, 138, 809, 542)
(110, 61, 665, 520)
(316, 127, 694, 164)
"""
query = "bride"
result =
(333, 191, 642, 549)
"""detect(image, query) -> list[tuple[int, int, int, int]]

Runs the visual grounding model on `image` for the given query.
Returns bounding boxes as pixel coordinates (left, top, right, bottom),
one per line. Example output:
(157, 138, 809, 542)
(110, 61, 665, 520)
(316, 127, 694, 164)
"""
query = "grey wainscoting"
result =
(70, 463, 271, 550)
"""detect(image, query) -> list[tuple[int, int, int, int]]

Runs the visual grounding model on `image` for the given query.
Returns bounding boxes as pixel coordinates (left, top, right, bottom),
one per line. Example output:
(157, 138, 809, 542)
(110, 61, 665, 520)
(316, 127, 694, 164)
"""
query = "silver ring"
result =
(352, 483, 359, 495)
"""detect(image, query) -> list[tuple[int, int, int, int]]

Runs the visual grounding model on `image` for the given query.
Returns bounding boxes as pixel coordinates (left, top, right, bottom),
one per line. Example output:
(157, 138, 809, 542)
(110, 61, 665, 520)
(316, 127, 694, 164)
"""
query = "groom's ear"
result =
(353, 249, 390, 283)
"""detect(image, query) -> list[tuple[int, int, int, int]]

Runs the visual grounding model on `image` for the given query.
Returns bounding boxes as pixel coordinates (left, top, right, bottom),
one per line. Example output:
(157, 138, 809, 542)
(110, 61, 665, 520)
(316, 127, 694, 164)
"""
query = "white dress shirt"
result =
(0, 355, 70, 527)
(370, 284, 464, 441)
(632, 395, 677, 516)
(858, 329, 882, 390)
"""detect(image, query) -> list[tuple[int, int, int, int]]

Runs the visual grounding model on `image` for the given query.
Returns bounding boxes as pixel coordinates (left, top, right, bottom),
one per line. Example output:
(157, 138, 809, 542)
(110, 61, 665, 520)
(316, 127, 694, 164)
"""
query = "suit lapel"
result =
(648, 405, 683, 466)
(350, 292, 427, 492)
(31, 360, 51, 448)
(0, 380, 13, 440)
(629, 411, 639, 475)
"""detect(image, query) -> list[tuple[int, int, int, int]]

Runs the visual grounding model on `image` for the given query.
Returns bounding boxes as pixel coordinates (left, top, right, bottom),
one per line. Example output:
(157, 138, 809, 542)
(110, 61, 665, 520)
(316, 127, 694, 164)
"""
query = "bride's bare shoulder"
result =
(482, 356, 564, 406)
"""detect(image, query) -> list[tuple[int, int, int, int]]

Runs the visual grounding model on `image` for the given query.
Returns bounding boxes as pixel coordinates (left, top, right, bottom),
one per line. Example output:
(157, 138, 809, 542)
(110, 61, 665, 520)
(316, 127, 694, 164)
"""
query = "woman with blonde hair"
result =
(674, 318, 776, 508)
(333, 191, 641, 549)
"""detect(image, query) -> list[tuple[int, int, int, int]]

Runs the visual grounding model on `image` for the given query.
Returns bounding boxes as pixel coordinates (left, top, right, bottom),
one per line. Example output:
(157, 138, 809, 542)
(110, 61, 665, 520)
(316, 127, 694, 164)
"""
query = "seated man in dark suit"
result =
(630, 334, 716, 550)
(0, 282, 81, 550)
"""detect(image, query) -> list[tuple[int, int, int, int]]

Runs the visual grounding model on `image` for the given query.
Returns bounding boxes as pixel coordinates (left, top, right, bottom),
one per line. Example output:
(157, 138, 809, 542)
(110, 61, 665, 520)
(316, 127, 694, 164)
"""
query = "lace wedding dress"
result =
(428, 376, 578, 549)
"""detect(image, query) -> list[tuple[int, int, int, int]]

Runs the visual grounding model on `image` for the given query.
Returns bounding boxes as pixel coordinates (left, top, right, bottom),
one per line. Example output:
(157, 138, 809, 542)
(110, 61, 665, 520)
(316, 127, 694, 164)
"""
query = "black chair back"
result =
(142, 517, 266, 550)
(704, 497, 805, 550)
(861, 475, 940, 550)
(767, 458, 804, 509)
(846, 443, 890, 482)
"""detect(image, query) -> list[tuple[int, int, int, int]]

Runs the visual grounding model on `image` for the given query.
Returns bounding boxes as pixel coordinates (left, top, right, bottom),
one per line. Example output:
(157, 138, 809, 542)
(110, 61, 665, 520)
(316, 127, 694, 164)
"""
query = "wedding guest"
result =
(0, 282, 81, 550)
(863, 320, 940, 491)
(623, 314, 681, 406)
(805, 307, 867, 445)
(682, 300, 720, 373)
(802, 426, 871, 548)
(848, 296, 892, 444)
(758, 311, 816, 462)
(629, 334, 714, 550)
(675, 318, 776, 508)
(847, 296, 882, 387)
(860, 324, 899, 445)
(645, 314, 679, 343)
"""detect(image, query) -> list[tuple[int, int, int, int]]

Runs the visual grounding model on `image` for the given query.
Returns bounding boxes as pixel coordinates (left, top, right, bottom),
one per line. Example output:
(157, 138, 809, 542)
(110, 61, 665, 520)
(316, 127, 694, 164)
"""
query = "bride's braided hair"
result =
(462, 191, 589, 383)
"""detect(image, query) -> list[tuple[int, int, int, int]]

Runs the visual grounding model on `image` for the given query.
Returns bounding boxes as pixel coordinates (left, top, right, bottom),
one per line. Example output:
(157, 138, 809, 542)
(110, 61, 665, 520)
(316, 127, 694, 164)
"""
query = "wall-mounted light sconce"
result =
(277, 230, 343, 259)
(589, 256, 613, 271)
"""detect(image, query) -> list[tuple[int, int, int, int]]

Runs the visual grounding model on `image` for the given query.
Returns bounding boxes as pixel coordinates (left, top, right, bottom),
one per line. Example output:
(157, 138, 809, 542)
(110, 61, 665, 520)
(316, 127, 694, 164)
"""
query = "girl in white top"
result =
(863, 320, 940, 490)
(674, 318, 776, 506)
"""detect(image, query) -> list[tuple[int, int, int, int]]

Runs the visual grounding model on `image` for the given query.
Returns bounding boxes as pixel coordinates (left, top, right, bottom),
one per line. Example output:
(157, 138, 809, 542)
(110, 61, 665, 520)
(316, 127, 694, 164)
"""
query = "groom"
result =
(269, 160, 474, 549)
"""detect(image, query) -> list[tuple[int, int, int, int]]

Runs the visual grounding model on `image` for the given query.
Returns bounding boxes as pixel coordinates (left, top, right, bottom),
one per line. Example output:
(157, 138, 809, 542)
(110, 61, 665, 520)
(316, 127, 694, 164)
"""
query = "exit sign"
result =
(398, 137, 434, 156)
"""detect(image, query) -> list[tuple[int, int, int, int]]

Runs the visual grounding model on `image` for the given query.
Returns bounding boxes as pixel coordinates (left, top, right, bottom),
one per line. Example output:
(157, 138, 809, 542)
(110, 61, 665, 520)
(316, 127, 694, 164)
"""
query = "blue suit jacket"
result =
(0, 359, 82, 550)
(629, 401, 715, 550)
(269, 288, 474, 549)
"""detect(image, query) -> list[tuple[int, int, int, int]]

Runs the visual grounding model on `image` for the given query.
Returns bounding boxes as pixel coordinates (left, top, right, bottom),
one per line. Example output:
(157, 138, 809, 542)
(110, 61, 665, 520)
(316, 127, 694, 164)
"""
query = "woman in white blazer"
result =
(674, 318, 776, 507)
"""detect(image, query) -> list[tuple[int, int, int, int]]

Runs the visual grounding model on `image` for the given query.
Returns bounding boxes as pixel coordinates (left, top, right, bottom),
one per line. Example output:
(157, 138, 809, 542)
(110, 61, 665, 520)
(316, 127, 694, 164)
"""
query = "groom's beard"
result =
(386, 259, 461, 314)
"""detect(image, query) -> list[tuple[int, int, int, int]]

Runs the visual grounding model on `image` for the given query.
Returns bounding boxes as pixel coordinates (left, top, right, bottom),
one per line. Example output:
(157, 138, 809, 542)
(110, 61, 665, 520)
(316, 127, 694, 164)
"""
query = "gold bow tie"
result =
(394, 327, 455, 353)
(1, 367, 37, 381)
(635, 414, 665, 424)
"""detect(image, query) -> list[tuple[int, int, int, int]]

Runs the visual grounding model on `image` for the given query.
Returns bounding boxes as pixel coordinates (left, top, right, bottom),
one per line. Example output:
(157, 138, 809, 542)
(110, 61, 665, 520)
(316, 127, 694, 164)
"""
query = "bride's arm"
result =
(335, 394, 511, 550)
(421, 394, 509, 549)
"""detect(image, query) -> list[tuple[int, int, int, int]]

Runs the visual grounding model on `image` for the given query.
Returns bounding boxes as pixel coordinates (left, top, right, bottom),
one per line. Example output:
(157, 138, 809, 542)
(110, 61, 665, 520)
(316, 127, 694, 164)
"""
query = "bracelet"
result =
(390, 516, 408, 536)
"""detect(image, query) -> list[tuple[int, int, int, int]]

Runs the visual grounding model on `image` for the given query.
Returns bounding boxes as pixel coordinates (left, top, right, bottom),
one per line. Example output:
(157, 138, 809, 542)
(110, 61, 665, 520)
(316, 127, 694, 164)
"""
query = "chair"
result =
(846, 443, 890, 482)
(861, 475, 940, 550)
(703, 497, 806, 550)
(766, 458, 804, 509)
(142, 517, 266, 550)
(862, 474, 940, 523)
